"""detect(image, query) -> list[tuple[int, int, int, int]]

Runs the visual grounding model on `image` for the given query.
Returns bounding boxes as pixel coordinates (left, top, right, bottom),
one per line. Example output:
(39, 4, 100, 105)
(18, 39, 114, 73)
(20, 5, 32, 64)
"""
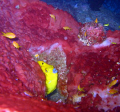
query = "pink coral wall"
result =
(0, 0, 120, 111)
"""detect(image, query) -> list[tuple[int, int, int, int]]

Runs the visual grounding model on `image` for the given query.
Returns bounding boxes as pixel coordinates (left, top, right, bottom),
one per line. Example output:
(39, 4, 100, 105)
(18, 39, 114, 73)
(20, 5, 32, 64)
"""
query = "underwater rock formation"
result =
(0, 0, 120, 111)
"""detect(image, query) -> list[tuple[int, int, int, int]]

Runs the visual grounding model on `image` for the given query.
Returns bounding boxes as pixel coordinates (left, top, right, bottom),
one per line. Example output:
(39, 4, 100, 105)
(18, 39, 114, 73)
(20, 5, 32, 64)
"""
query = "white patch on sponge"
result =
(28, 43, 63, 55)
(46, 43, 62, 54)
(72, 94, 86, 104)
(93, 37, 119, 49)
(28, 46, 45, 55)
(89, 87, 120, 111)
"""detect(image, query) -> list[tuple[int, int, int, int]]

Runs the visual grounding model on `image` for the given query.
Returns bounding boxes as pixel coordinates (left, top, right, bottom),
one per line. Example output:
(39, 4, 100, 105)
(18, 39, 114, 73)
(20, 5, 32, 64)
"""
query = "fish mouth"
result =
(53, 68, 57, 73)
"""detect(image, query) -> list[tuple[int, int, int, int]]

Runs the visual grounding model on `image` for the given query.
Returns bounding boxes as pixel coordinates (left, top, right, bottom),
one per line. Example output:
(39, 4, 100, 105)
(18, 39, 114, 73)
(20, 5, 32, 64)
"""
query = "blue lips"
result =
(53, 68, 57, 73)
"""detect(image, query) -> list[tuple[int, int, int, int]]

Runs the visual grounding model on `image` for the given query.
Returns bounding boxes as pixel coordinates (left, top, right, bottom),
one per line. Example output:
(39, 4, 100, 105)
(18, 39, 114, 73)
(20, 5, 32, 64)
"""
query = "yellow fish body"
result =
(2, 32, 16, 39)
(104, 24, 109, 26)
(63, 26, 71, 30)
(38, 61, 53, 73)
(78, 85, 85, 92)
(108, 79, 118, 88)
(12, 41, 21, 49)
(108, 89, 118, 95)
(37, 61, 58, 94)
(111, 42, 117, 44)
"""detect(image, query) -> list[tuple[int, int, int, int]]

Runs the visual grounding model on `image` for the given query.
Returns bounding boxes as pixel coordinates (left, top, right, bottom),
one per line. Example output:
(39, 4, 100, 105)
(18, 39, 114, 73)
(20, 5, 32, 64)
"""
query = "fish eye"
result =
(42, 62, 44, 65)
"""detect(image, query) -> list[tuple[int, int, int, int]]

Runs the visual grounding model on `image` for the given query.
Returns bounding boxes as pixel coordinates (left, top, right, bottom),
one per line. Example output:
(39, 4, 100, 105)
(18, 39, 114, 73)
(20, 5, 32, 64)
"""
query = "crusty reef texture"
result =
(0, 0, 120, 112)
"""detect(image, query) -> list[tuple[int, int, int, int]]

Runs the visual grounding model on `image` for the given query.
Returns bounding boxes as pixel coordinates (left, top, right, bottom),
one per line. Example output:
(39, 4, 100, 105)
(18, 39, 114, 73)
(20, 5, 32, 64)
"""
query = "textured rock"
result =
(0, 0, 120, 111)
(0, 94, 76, 112)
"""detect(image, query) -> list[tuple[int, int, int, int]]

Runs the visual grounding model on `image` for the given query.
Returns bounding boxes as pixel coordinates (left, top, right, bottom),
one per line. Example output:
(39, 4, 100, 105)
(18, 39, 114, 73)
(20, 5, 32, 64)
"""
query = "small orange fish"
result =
(84, 31, 87, 37)
(78, 85, 85, 92)
(24, 91, 33, 97)
(63, 26, 71, 30)
(108, 79, 118, 88)
(2, 32, 16, 39)
(108, 89, 118, 94)
(111, 42, 117, 44)
(95, 18, 98, 23)
(104, 24, 109, 26)
(78, 34, 80, 38)
(34, 54, 39, 58)
(49, 14, 56, 21)
(12, 41, 21, 49)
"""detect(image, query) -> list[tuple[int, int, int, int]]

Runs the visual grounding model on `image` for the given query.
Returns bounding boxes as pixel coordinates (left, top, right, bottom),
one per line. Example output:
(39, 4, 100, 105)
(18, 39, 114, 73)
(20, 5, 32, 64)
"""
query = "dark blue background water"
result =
(40, 0, 120, 30)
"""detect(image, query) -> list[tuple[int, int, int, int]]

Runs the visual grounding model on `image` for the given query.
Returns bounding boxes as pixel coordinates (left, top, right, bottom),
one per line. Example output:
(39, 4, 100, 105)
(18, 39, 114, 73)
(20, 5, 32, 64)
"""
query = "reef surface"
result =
(0, 0, 120, 112)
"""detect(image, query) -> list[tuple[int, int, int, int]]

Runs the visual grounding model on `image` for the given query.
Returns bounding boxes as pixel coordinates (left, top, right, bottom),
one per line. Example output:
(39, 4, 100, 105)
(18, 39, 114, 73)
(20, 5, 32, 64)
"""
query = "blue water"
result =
(40, 0, 120, 30)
